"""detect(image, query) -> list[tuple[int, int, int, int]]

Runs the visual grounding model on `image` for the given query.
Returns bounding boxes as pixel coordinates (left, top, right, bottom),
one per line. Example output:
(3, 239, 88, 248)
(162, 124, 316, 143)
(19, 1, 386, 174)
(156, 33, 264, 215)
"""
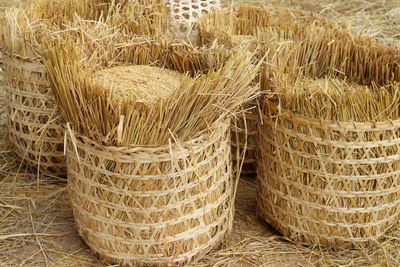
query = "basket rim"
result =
(66, 117, 231, 153)
(264, 100, 400, 128)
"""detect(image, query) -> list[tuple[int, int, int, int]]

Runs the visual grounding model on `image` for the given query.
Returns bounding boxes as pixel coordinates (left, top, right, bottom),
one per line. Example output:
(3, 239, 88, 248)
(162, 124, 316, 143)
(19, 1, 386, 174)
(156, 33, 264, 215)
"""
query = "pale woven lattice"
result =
(3, 57, 66, 176)
(257, 103, 400, 247)
(168, 0, 221, 32)
(231, 102, 258, 175)
(67, 120, 234, 266)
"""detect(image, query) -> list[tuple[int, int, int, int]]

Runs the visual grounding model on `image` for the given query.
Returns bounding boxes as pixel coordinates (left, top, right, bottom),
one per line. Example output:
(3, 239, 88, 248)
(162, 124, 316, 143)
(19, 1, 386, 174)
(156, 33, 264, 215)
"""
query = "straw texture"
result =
(2, 56, 65, 176)
(197, 5, 336, 49)
(67, 120, 233, 266)
(257, 24, 400, 247)
(198, 5, 337, 175)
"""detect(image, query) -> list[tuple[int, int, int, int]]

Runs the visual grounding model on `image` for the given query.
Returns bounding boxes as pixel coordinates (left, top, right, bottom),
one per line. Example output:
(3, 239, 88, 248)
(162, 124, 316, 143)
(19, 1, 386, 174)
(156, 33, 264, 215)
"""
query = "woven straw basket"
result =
(197, 5, 336, 176)
(255, 14, 400, 247)
(3, 56, 65, 176)
(67, 120, 234, 266)
(257, 103, 400, 247)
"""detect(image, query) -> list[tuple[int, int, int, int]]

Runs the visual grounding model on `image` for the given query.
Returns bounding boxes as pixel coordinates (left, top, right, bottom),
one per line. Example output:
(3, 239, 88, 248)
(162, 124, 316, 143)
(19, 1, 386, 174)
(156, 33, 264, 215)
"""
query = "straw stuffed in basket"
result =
(197, 5, 340, 176)
(258, 24, 400, 248)
(44, 33, 259, 266)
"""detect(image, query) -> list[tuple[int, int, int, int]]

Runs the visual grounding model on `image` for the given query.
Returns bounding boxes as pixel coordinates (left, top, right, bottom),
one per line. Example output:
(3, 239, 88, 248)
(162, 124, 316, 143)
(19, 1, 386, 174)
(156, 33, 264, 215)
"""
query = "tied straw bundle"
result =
(263, 25, 400, 120)
(44, 38, 260, 147)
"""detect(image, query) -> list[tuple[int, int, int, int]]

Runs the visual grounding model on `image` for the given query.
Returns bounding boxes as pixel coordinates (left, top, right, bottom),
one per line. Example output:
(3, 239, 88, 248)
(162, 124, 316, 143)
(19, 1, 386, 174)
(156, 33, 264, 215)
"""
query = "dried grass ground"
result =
(1, 0, 400, 266)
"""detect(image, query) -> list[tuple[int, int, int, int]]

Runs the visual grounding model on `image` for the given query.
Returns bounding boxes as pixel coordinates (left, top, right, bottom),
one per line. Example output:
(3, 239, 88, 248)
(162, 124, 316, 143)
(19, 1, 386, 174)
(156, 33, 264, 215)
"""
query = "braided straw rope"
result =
(257, 103, 400, 247)
(3, 56, 65, 176)
(67, 120, 234, 266)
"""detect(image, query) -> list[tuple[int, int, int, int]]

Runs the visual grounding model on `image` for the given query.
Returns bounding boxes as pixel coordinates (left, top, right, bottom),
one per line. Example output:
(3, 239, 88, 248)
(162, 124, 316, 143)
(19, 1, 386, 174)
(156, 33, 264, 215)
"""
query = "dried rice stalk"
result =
(197, 5, 338, 175)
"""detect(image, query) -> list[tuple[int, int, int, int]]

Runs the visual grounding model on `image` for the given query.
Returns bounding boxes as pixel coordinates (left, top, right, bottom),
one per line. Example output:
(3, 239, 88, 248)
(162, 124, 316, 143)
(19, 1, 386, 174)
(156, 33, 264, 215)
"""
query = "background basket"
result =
(256, 21, 400, 247)
(3, 56, 65, 176)
(67, 120, 234, 266)
(257, 104, 400, 247)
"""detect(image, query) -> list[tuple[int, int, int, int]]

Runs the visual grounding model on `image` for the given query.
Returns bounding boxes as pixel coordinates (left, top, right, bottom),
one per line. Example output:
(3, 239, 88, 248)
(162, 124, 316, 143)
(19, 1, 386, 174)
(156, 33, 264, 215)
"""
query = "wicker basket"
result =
(66, 119, 235, 266)
(257, 103, 400, 247)
(3, 56, 66, 176)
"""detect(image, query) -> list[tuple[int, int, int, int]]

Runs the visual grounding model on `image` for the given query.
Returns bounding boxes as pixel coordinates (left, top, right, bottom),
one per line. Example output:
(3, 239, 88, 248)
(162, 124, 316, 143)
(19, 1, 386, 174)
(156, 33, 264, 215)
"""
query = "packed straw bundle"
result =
(44, 33, 259, 265)
(258, 25, 400, 248)
(197, 5, 338, 175)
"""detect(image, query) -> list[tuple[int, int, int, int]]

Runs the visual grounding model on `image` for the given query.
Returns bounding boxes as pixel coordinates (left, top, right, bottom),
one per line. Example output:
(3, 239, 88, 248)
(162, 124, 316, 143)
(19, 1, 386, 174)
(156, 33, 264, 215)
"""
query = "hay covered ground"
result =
(1, 0, 400, 266)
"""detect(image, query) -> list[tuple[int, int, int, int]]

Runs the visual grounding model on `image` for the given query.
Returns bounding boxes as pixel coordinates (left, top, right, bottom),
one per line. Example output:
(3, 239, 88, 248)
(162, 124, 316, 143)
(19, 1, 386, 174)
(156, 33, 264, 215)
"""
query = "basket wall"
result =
(257, 103, 400, 247)
(67, 120, 234, 266)
(3, 57, 66, 176)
